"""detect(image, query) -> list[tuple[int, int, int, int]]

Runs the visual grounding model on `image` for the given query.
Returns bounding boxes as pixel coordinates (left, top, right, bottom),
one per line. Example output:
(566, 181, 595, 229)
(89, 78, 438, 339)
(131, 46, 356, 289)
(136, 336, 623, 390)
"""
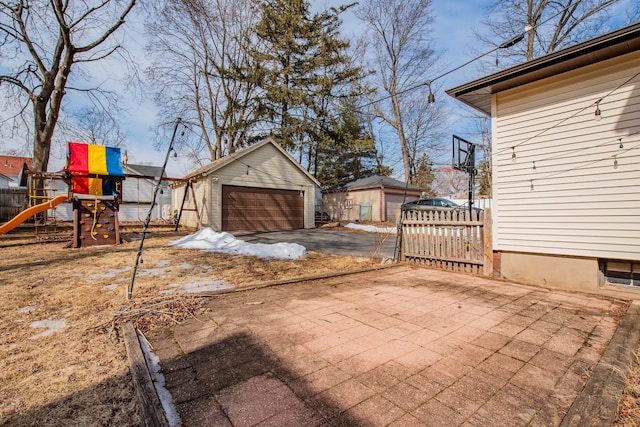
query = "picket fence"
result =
(400, 208, 492, 276)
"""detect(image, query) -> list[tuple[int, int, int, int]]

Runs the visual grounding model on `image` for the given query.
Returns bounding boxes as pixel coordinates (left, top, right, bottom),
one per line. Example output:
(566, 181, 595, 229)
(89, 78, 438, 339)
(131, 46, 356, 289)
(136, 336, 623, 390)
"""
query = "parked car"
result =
(401, 198, 459, 212)
(401, 198, 482, 213)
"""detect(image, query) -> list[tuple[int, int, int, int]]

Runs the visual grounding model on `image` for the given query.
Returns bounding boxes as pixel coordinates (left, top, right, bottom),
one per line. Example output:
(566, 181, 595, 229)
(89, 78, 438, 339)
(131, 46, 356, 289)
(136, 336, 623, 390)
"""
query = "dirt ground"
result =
(1, 225, 639, 426)
(0, 227, 379, 426)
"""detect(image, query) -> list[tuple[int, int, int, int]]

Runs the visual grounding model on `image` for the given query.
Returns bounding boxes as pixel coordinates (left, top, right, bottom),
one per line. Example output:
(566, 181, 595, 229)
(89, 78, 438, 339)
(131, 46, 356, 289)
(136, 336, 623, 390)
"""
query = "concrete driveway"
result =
(148, 266, 639, 426)
(234, 228, 398, 259)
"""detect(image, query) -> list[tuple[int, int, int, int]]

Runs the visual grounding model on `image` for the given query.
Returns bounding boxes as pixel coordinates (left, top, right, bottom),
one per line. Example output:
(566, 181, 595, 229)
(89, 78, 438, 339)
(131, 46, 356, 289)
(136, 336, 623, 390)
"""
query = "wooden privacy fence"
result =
(0, 188, 28, 222)
(400, 208, 492, 276)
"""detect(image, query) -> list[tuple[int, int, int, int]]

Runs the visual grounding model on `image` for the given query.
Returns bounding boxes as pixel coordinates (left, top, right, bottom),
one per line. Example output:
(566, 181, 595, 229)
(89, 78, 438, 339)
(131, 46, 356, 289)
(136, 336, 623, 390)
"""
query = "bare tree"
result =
(61, 106, 127, 148)
(479, 0, 639, 65)
(146, 0, 262, 163)
(432, 167, 468, 199)
(0, 0, 137, 172)
(354, 0, 443, 184)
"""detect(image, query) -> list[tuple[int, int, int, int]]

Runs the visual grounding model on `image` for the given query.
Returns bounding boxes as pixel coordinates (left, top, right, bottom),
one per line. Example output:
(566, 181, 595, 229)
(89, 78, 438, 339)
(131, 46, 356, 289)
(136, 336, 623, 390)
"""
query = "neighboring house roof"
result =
(0, 173, 12, 182)
(0, 156, 32, 176)
(181, 138, 321, 186)
(324, 174, 422, 192)
(445, 22, 640, 115)
(126, 164, 165, 178)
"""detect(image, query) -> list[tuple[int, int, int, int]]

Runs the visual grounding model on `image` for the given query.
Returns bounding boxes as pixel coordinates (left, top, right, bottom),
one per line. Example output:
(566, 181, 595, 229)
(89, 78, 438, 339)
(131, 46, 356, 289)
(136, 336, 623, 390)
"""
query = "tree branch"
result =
(75, 0, 136, 53)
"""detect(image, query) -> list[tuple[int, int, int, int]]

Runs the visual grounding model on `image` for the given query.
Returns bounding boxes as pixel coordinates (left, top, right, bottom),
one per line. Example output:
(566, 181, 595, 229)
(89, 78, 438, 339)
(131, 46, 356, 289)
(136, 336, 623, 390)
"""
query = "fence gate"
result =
(400, 209, 492, 276)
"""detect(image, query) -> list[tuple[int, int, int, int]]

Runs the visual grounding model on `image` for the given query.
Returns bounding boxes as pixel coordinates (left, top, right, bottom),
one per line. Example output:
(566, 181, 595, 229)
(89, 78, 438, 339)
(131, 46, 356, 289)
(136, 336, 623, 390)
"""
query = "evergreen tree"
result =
(251, 0, 360, 158)
(315, 107, 380, 187)
(412, 153, 436, 196)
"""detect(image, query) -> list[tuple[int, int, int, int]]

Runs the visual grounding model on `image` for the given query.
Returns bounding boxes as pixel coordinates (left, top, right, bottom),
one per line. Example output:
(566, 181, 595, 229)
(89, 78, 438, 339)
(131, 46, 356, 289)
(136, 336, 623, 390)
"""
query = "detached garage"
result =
(172, 138, 319, 231)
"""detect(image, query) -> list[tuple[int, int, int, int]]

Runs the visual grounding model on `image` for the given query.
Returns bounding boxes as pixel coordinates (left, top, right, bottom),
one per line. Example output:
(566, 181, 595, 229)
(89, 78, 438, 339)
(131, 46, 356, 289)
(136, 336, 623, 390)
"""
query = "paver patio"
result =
(147, 265, 630, 426)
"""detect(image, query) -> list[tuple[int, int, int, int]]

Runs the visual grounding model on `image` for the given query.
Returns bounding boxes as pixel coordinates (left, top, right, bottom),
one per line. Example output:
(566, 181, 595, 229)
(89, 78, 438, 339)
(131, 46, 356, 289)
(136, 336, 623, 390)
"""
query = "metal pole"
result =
(468, 169, 473, 217)
(128, 118, 182, 300)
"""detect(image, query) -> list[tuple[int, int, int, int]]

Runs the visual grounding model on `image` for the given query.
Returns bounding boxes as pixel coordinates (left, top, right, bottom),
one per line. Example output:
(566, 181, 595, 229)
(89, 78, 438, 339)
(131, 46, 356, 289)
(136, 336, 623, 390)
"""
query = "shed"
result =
(172, 138, 320, 231)
(446, 22, 640, 292)
(322, 175, 423, 223)
(121, 164, 171, 222)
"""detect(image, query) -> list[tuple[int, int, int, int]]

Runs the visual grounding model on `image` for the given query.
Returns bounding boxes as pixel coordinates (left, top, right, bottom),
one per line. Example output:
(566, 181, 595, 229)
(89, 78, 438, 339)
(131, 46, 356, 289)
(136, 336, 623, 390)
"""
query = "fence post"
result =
(483, 208, 493, 277)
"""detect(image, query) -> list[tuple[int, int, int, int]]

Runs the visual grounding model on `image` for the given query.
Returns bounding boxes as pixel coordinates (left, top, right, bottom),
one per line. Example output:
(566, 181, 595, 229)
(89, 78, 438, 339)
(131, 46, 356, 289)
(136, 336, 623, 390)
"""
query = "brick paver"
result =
(149, 266, 629, 426)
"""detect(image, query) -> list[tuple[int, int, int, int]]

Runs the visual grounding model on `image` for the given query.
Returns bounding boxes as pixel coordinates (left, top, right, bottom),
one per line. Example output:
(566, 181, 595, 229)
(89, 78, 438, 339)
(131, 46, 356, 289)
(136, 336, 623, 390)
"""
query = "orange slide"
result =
(0, 195, 68, 235)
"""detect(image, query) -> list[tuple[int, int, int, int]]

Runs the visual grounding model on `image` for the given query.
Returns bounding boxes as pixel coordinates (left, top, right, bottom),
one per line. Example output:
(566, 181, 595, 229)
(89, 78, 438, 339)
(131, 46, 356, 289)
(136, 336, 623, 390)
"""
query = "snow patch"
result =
(18, 306, 37, 314)
(345, 223, 397, 234)
(29, 319, 67, 339)
(138, 335, 181, 427)
(136, 260, 197, 277)
(88, 266, 132, 279)
(168, 228, 307, 260)
(161, 279, 232, 294)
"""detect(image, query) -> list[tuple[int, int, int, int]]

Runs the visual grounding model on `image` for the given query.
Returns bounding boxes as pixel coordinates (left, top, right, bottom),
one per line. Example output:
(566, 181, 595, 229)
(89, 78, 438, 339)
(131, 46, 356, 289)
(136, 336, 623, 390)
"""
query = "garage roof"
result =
(445, 22, 640, 115)
(324, 174, 422, 192)
(182, 138, 320, 186)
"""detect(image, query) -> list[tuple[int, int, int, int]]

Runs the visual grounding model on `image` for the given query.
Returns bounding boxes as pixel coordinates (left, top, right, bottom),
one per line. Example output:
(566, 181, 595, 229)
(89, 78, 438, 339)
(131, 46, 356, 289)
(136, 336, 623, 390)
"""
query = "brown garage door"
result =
(222, 185, 304, 231)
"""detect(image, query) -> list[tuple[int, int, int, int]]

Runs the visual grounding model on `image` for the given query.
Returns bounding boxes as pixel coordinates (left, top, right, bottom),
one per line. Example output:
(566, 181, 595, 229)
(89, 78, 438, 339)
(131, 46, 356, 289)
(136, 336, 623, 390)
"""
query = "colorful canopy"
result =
(66, 142, 125, 195)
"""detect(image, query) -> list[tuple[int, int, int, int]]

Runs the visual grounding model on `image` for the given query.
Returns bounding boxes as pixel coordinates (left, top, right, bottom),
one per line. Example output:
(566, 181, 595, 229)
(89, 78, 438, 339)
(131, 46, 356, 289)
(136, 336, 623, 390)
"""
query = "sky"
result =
(3, 0, 636, 178)
(29, 0, 494, 178)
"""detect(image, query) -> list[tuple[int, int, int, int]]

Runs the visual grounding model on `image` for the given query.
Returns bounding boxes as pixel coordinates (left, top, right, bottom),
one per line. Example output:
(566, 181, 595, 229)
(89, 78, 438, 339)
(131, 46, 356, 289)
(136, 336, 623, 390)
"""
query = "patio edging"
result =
(559, 300, 640, 426)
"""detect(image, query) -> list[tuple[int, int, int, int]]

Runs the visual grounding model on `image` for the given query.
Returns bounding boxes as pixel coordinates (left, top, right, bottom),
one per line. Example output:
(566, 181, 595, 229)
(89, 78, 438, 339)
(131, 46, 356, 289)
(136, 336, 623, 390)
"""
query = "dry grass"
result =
(0, 229, 379, 426)
(615, 350, 640, 426)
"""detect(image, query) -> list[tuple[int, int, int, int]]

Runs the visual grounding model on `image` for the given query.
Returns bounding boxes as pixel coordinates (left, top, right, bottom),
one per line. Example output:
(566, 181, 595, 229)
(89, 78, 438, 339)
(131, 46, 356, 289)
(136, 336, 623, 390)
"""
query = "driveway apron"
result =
(148, 266, 629, 426)
(234, 229, 397, 259)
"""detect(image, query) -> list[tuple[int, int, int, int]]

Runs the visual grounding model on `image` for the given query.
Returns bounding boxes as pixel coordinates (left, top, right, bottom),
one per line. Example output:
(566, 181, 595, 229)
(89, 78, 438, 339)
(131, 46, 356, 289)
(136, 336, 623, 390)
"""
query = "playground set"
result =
(0, 142, 126, 248)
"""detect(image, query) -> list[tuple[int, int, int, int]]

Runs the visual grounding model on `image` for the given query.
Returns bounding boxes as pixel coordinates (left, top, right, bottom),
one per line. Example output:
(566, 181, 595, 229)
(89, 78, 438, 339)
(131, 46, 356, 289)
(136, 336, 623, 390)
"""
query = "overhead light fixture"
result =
(594, 100, 602, 121)
(426, 80, 435, 105)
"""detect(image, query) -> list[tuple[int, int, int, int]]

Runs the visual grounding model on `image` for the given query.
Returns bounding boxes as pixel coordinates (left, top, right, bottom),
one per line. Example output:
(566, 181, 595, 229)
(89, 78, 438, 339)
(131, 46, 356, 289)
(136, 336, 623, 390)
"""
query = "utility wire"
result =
(492, 68, 640, 160)
(168, 0, 629, 182)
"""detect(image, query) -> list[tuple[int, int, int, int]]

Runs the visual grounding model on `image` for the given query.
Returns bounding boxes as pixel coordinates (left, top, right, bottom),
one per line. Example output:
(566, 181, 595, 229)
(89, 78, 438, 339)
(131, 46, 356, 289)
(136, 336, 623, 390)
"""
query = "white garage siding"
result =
(492, 52, 640, 260)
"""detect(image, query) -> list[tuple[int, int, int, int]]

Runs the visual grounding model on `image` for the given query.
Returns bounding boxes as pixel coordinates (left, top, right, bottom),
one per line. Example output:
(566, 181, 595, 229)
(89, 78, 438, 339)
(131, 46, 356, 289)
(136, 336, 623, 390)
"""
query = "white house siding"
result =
(120, 179, 171, 222)
(492, 51, 640, 261)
